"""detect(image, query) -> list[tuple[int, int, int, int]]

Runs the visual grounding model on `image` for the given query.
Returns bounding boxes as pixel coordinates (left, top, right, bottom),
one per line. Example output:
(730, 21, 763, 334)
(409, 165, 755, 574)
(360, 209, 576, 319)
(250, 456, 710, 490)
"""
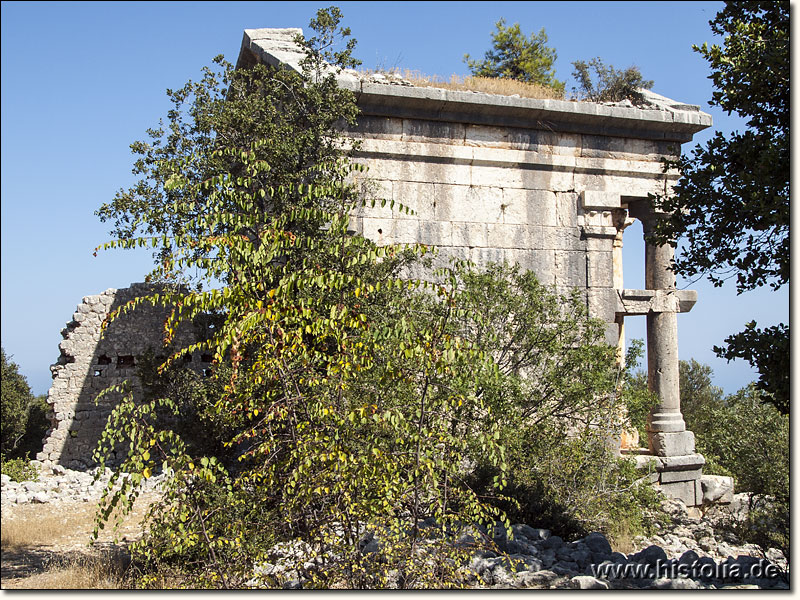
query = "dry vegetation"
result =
(1, 495, 155, 589)
(366, 69, 565, 100)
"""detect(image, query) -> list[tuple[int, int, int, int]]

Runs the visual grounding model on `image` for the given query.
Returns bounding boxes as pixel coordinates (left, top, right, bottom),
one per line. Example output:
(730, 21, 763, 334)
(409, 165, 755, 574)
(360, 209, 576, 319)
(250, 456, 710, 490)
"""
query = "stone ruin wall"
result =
(347, 114, 680, 346)
(35, 26, 726, 507)
(37, 284, 207, 470)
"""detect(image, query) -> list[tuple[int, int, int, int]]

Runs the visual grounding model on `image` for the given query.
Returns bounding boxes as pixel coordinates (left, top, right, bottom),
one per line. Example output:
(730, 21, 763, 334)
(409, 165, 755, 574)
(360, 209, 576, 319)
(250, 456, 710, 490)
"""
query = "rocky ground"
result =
(1, 464, 789, 589)
(459, 499, 789, 590)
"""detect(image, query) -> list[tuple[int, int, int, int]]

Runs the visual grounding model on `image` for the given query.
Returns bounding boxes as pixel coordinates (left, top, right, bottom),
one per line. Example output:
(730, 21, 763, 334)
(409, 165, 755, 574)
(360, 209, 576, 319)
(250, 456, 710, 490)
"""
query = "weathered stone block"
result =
(574, 171, 667, 199)
(353, 178, 393, 219)
(657, 453, 705, 471)
(555, 192, 579, 227)
(418, 220, 452, 246)
(451, 222, 488, 248)
(350, 115, 403, 140)
(581, 190, 620, 210)
(402, 119, 465, 143)
(660, 468, 703, 483)
(580, 134, 672, 161)
(471, 163, 574, 192)
(658, 479, 699, 506)
(586, 252, 614, 287)
(363, 156, 472, 186)
(700, 474, 734, 504)
(528, 130, 581, 157)
(494, 188, 529, 225)
(650, 431, 695, 457)
(503, 249, 556, 285)
(464, 124, 508, 148)
(391, 180, 434, 220)
(586, 288, 618, 322)
(498, 188, 557, 227)
(433, 184, 504, 224)
(554, 251, 587, 288)
(585, 235, 614, 253)
(542, 226, 584, 252)
(469, 247, 506, 268)
(486, 223, 537, 249)
(361, 217, 397, 244)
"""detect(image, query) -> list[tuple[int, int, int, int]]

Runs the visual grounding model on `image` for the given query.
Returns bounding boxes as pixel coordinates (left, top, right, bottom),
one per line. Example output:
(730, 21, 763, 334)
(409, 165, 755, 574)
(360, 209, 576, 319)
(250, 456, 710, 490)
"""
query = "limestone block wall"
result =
(346, 116, 678, 344)
(237, 27, 711, 347)
(38, 284, 207, 469)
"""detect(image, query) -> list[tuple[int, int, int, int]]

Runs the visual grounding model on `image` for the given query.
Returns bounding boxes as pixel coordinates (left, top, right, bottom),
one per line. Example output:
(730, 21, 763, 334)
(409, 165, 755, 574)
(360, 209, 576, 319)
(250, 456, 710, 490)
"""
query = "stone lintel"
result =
(581, 190, 621, 211)
(615, 288, 697, 315)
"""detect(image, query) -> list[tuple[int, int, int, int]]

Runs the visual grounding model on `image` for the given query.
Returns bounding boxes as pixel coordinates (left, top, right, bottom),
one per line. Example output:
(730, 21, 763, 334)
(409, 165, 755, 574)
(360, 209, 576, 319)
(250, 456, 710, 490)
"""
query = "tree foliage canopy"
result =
(1, 347, 34, 456)
(652, 1, 789, 414)
(464, 19, 565, 95)
(653, 1, 789, 293)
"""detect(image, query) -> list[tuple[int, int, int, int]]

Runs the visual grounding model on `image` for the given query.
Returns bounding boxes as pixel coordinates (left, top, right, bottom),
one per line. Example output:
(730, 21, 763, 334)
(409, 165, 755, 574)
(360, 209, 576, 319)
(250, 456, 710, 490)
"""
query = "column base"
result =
(630, 452, 706, 507)
(647, 410, 686, 433)
(648, 430, 695, 457)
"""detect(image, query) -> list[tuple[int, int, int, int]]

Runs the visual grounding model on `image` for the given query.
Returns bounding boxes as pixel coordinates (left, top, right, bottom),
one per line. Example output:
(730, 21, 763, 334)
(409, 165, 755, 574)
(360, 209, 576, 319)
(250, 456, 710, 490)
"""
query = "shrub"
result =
(1, 454, 38, 482)
(571, 57, 653, 103)
(453, 265, 662, 542)
(16, 395, 50, 460)
(678, 360, 789, 557)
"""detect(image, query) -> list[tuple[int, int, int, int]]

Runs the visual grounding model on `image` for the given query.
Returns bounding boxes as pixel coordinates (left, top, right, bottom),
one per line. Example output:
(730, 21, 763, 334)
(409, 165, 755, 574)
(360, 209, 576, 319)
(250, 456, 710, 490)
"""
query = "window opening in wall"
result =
(97, 355, 111, 365)
(93, 369, 103, 377)
(619, 215, 648, 368)
(201, 353, 213, 363)
(203, 368, 213, 377)
(117, 355, 135, 368)
(621, 216, 645, 290)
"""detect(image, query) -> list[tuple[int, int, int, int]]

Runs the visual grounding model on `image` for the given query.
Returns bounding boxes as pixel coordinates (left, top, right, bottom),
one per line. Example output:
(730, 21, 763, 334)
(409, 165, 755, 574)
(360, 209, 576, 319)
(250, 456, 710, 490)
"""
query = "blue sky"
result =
(1, 1, 789, 395)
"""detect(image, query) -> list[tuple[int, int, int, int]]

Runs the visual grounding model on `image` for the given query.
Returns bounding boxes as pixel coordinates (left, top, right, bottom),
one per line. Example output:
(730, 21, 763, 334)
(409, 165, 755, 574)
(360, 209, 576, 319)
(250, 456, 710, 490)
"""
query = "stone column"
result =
(627, 205, 693, 457)
(642, 216, 686, 436)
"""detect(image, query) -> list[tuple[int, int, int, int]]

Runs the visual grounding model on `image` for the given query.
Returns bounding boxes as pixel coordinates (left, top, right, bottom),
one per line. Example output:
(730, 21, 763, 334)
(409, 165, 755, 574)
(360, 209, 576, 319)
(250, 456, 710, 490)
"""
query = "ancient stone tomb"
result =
(39, 27, 724, 506)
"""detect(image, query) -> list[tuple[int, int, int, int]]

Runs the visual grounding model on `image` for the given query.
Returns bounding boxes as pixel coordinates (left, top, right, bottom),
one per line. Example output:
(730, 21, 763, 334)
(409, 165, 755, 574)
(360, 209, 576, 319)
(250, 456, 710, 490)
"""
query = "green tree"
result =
(676, 359, 788, 556)
(678, 359, 725, 428)
(570, 57, 653, 103)
(651, 2, 789, 413)
(464, 19, 565, 95)
(1, 347, 34, 456)
(92, 7, 651, 586)
(93, 8, 511, 588)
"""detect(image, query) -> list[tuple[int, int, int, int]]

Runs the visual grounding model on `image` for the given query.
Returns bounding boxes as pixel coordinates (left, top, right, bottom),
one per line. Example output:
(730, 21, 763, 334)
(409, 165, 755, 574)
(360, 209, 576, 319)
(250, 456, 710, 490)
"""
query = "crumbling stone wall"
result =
(37, 284, 207, 470)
